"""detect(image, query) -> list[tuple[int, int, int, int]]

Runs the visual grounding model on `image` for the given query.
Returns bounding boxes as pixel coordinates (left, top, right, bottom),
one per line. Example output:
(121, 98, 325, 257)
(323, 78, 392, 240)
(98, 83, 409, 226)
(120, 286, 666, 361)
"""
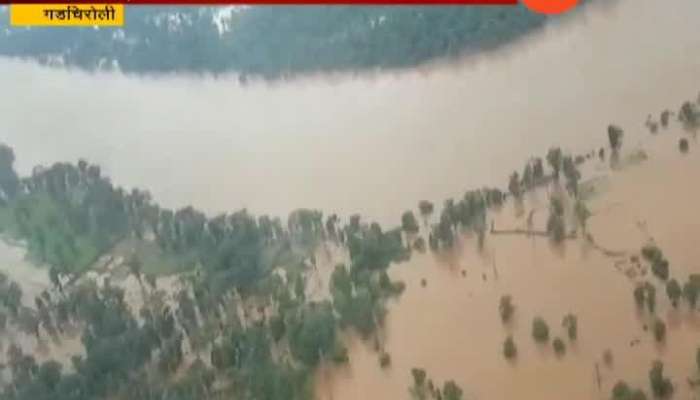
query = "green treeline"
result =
(0, 6, 555, 78)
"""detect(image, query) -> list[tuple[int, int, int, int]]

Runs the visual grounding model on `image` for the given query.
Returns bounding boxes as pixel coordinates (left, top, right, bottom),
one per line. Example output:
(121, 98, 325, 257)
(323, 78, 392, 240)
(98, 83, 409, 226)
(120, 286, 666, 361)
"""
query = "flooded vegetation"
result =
(0, 0, 698, 399)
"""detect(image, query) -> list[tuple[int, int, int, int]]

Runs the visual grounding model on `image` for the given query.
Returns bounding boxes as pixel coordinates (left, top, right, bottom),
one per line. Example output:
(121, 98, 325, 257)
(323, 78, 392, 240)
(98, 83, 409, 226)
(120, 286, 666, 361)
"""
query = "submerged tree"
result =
(546, 147, 563, 180)
(552, 337, 566, 356)
(401, 211, 420, 234)
(666, 279, 681, 307)
(562, 313, 578, 341)
(499, 295, 515, 323)
(652, 319, 666, 343)
(649, 360, 673, 398)
(418, 201, 434, 225)
(442, 380, 464, 400)
(608, 125, 624, 151)
(532, 317, 550, 343)
(503, 336, 517, 359)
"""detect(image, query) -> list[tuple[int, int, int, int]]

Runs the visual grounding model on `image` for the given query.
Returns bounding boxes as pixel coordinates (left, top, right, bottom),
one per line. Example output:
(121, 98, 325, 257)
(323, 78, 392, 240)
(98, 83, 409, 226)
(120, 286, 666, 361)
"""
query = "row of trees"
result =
(612, 360, 673, 400)
(0, 6, 551, 79)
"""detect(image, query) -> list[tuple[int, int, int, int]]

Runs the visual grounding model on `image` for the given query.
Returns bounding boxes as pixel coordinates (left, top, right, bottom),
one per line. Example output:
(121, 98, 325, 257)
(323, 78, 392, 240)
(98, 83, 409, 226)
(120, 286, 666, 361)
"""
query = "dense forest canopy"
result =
(0, 5, 559, 78)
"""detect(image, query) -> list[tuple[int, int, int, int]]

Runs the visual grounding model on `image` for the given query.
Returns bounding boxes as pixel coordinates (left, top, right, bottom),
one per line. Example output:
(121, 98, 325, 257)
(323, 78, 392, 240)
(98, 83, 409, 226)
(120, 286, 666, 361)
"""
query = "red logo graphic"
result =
(522, 0, 579, 14)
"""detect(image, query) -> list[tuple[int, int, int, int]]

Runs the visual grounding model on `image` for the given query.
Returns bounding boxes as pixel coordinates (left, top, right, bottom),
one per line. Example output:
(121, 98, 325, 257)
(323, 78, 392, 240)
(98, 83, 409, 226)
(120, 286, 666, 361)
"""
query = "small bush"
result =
(532, 317, 550, 343)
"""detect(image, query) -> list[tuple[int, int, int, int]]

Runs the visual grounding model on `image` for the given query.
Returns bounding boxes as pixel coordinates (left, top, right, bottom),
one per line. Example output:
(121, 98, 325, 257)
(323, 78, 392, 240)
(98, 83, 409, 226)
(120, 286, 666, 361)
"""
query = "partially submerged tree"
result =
(666, 279, 681, 307)
(532, 317, 550, 343)
(562, 313, 578, 341)
(499, 295, 515, 323)
(649, 360, 673, 398)
(503, 336, 517, 359)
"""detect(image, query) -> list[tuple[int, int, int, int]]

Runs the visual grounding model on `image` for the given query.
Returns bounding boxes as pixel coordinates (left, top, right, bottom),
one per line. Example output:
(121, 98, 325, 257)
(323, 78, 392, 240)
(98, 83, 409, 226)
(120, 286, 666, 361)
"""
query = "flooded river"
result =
(0, 0, 698, 226)
(317, 131, 700, 399)
(0, 0, 698, 397)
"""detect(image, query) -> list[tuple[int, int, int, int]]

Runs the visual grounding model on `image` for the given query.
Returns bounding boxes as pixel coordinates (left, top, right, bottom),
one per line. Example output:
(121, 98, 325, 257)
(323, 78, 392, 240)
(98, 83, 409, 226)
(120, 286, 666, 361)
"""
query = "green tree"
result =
(562, 313, 578, 341)
(379, 352, 391, 368)
(552, 337, 566, 356)
(442, 380, 463, 400)
(612, 381, 631, 400)
(532, 317, 549, 343)
(649, 360, 673, 398)
(546, 147, 563, 179)
(503, 336, 517, 359)
(634, 285, 646, 309)
(418, 201, 434, 225)
(665, 279, 681, 307)
(499, 295, 515, 323)
(652, 319, 666, 343)
(401, 211, 420, 234)
(608, 125, 624, 151)
(508, 172, 521, 199)
(574, 200, 591, 231)
(646, 283, 657, 313)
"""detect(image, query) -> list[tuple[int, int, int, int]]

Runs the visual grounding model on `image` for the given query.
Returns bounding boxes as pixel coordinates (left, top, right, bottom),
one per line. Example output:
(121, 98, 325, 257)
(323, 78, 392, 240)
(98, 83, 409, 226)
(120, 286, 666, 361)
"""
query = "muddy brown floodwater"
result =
(0, 0, 698, 226)
(314, 129, 700, 399)
(0, 0, 698, 397)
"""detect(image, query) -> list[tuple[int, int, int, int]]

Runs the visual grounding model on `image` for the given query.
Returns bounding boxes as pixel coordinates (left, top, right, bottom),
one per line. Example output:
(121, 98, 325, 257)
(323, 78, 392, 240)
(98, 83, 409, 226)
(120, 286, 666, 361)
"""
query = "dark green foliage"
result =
(683, 274, 700, 308)
(287, 302, 338, 367)
(612, 381, 649, 400)
(645, 283, 656, 313)
(552, 337, 566, 356)
(418, 200, 434, 221)
(608, 125, 624, 150)
(499, 295, 514, 323)
(508, 172, 521, 198)
(503, 336, 517, 359)
(0, 6, 550, 78)
(0, 143, 20, 201)
(612, 381, 631, 400)
(547, 147, 563, 179)
(547, 196, 566, 243)
(331, 343, 349, 364)
(402, 211, 420, 234)
(634, 285, 646, 308)
(649, 360, 673, 398)
(562, 313, 578, 341)
(679, 101, 700, 134)
(660, 110, 671, 128)
(442, 380, 463, 400)
(666, 279, 681, 307)
(379, 352, 391, 368)
(652, 319, 666, 342)
(532, 317, 549, 343)
(651, 259, 669, 281)
(411, 368, 427, 387)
